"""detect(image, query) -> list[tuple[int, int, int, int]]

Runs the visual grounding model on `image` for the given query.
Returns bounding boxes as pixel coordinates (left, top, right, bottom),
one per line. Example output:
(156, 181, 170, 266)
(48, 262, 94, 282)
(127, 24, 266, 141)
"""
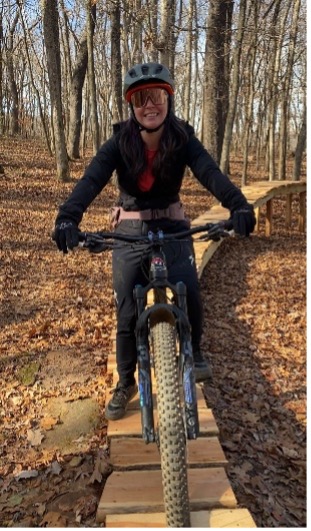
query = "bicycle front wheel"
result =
(151, 319, 191, 527)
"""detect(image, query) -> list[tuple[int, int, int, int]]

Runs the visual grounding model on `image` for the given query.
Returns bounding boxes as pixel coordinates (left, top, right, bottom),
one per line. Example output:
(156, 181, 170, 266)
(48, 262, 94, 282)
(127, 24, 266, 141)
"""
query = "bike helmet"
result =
(124, 62, 174, 133)
(123, 62, 175, 97)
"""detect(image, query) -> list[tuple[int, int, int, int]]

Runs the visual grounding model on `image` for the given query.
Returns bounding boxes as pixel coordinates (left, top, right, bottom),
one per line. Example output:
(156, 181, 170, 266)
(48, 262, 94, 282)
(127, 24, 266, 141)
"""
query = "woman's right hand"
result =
(53, 221, 80, 254)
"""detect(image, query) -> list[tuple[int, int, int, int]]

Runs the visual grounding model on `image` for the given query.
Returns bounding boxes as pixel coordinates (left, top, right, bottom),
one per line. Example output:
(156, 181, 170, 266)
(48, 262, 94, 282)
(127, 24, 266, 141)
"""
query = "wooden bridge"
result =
(96, 180, 306, 527)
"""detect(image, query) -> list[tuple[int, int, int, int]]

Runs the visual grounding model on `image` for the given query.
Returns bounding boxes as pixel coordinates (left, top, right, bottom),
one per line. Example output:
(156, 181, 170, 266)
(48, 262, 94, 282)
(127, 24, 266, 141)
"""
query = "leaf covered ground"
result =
(0, 138, 306, 527)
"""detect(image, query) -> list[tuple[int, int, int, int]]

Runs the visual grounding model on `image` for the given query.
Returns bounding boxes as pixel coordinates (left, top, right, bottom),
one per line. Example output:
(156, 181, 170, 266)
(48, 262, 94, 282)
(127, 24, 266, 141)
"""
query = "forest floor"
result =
(0, 137, 306, 527)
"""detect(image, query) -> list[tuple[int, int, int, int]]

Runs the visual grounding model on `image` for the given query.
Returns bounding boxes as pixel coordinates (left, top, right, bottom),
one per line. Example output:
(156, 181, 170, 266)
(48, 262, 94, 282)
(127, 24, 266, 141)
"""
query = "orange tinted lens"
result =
(131, 88, 167, 107)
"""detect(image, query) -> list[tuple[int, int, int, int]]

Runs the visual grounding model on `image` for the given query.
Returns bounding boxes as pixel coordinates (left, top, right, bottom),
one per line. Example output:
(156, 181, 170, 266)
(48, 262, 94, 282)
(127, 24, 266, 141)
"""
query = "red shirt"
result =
(137, 149, 157, 192)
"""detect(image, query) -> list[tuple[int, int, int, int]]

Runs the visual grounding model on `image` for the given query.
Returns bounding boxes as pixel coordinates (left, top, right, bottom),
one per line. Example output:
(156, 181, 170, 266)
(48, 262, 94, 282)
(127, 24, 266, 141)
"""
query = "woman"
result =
(54, 62, 256, 421)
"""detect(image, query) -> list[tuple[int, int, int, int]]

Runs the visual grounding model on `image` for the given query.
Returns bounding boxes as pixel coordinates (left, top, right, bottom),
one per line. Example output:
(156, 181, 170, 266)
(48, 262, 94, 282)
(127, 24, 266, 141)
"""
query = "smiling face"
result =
(133, 94, 169, 131)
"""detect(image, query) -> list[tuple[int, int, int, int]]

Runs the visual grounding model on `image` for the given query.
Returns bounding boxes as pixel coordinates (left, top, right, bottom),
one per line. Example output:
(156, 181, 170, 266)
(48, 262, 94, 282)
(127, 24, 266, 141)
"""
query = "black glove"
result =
(53, 221, 80, 254)
(232, 204, 256, 237)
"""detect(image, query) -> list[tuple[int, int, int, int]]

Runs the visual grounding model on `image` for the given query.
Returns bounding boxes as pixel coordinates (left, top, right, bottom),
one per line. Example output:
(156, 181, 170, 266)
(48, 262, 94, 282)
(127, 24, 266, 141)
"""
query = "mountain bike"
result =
(78, 220, 233, 527)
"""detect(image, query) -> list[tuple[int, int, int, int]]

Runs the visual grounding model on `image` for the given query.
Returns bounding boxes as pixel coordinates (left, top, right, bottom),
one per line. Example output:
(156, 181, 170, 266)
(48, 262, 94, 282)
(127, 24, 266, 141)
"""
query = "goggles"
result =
(126, 83, 174, 108)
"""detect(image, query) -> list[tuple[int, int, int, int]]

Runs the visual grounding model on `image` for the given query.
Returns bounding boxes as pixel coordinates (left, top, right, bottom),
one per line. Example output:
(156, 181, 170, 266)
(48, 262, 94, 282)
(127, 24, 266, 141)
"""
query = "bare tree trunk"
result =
(241, 47, 255, 186)
(81, 80, 89, 157)
(147, 0, 158, 62)
(17, 0, 52, 154)
(158, 0, 176, 72)
(220, 0, 246, 175)
(133, 0, 143, 63)
(41, 0, 69, 181)
(192, 1, 200, 130)
(6, 10, 20, 135)
(59, 0, 72, 77)
(278, 0, 301, 180)
(293, 98, 306, 181)
(86, 1, 99, 153)
(59, 0, 72, 139)
(203, 0, 233, 163)
(183, 0, 194, 123)
(241, 0, 258, 185)
(67, 34, 88, 159)
(110, 0, 123, 123)
(0, 8, 5, 135)
(267, 0, 288, 181)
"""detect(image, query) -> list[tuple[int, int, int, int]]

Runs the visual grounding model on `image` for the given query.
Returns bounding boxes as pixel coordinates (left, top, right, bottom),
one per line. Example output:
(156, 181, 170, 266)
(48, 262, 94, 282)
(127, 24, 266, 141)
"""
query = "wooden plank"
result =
(107, 407, 219, 438)
(194, 240, 222, 278)
(196, 384, 207, 408)
(105, 512, 167, 527)
(110, 436, 227, 470)
(106, 358, 116, 374)
(96, 467, 237, 521)
(105, 508, 256, 528)
(192, 508, 257, 528)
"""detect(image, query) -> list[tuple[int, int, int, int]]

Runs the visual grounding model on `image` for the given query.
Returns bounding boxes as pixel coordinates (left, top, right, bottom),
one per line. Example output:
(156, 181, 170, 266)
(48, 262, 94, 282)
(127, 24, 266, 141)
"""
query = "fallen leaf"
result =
(40, 511, 67, 527)
(27, 429, 45, 446)
(46, 460, 62, 476)
(40, 416, 59, 430)
(15, 469, 39, 481)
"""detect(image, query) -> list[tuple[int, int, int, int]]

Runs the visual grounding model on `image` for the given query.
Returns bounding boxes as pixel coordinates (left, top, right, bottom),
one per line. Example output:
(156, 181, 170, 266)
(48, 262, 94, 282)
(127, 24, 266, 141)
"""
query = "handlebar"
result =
(78, 220, 234, 254)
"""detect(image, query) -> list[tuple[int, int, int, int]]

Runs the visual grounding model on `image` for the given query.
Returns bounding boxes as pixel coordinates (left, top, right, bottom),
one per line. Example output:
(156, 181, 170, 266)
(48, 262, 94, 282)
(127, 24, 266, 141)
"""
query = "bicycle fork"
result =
(134, 283, 199, 444)
(175, 281, 200, 440)
(134, 285, 155, 444)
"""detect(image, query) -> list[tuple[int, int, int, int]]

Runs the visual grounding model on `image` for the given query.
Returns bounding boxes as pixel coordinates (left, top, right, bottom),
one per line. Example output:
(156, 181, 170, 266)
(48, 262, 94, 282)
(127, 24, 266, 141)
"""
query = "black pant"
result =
(112, 219, 203, 386)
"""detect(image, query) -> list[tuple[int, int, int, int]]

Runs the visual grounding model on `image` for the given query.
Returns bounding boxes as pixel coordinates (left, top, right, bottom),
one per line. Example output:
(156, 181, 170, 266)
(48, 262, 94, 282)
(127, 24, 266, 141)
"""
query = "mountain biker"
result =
(53, 62, 256, 421)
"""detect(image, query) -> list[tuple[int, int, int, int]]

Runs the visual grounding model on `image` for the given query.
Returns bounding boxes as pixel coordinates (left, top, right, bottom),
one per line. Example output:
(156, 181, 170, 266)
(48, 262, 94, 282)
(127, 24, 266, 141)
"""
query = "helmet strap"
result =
(138, 122, 166, 133)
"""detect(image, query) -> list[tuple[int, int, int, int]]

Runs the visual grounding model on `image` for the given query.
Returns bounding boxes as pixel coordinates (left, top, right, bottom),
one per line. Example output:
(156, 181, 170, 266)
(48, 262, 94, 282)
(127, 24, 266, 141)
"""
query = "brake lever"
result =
(78, 232, 112, 253)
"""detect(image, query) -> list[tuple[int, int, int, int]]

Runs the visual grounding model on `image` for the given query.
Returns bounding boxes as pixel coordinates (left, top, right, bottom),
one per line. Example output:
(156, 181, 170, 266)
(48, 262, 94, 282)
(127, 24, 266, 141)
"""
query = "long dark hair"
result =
(119, 113, 189, 183)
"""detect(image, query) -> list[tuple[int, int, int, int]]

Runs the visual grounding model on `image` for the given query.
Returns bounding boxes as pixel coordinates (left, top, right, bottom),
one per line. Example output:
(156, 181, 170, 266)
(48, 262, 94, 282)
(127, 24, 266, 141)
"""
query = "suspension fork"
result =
(134, 284, 155, 443)
(175, 281, 200, 440)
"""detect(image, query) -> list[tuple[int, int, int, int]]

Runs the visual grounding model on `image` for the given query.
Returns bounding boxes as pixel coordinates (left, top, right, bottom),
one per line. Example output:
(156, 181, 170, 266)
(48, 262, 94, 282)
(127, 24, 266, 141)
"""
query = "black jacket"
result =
(56, 121, 249, 225)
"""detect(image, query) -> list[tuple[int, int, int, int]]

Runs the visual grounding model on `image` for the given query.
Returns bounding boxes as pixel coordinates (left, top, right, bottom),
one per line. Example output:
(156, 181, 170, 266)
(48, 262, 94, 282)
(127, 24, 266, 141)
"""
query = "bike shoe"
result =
(193, 351, 213, 382)
(105, 381, 138, 421)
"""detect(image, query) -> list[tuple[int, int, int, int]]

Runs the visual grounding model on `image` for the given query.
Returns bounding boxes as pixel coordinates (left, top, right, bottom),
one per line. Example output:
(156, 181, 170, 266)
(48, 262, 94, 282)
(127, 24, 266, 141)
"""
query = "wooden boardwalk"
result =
(96, 180, 305, 527)
(193, 180, 306, 278)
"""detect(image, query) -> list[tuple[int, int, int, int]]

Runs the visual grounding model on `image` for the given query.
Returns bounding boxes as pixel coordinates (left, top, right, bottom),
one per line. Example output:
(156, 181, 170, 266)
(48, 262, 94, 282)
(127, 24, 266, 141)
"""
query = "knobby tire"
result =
(151, 320, 191, 527)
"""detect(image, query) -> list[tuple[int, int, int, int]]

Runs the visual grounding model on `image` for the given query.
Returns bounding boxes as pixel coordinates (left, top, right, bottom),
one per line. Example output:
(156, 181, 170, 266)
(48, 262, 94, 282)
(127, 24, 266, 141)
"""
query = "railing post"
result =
(265, 199, 273, 236)
(254, 207, 260, 232)
(299, 191, 306, 232)
(285, 194, 292, 229)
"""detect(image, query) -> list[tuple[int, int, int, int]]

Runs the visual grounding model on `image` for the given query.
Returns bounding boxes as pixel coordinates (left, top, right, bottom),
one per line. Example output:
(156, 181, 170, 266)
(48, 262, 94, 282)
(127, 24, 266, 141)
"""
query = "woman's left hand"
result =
(232, 204, 256, 237)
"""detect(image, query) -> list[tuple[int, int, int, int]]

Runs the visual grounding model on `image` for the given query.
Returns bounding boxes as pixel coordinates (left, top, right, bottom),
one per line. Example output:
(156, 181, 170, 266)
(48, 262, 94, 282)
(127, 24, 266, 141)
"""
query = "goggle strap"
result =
(125, 83, 174, 103)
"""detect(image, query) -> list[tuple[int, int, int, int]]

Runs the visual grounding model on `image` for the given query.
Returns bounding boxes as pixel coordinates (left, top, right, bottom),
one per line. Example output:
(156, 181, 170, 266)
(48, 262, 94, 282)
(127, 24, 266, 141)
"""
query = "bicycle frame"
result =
(77, 220, 233, 445)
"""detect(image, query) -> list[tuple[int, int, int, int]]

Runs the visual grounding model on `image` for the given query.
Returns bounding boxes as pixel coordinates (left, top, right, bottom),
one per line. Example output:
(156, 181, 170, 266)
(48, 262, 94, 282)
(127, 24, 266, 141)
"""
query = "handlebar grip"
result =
(205, 220, 233, 231)
(78, 231, 87, 242)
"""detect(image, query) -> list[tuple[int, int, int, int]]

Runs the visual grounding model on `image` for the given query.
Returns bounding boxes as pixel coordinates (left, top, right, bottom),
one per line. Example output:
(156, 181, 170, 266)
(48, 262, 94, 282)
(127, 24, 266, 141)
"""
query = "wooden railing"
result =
(193, 180, 306, 278)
